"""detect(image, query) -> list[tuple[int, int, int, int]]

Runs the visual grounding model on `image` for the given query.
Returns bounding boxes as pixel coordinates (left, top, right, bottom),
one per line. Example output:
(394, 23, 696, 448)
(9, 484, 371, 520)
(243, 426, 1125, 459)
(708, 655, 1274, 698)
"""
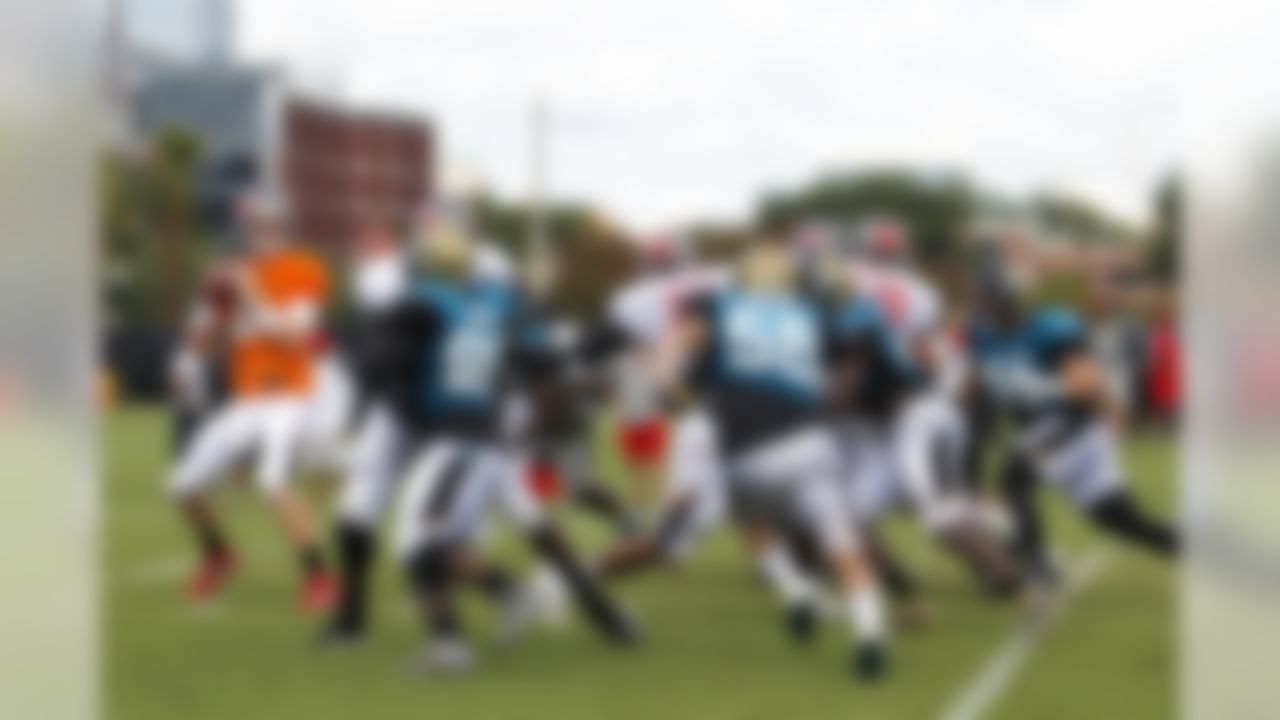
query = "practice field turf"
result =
(105, 407, 1175, 720)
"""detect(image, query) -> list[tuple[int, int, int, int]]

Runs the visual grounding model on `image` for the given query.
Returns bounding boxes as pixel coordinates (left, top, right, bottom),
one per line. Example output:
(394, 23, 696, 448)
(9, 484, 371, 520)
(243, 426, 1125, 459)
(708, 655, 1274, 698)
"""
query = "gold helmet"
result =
(735, 240, 796, 294)
(417, 220, 474, 279)
(815, 248, 857, 299)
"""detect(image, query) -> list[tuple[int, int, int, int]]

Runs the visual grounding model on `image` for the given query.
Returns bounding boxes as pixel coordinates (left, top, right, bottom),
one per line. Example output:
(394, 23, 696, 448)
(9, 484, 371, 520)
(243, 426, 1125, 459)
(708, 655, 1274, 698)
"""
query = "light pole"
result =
(526, 95, 553, 296)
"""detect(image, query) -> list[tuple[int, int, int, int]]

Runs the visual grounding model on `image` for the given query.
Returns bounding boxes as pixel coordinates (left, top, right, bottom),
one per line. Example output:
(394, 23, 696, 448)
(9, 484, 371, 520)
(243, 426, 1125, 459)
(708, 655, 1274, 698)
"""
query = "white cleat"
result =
(411, 637, 475, 676)
(525, 564, 570, 631)
(495, 587, 538, 647)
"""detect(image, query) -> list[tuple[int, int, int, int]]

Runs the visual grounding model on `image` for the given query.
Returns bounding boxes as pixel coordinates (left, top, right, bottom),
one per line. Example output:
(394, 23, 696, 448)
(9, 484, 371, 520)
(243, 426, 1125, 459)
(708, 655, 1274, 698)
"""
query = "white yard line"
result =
(938, 548, 1113, 720)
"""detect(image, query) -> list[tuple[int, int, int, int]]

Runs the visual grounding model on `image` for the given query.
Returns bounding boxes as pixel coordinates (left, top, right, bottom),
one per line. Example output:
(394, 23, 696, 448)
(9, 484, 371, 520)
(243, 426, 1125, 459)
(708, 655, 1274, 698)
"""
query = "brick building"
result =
(282, 99, 431, 247)
(132, 66, 433, 248)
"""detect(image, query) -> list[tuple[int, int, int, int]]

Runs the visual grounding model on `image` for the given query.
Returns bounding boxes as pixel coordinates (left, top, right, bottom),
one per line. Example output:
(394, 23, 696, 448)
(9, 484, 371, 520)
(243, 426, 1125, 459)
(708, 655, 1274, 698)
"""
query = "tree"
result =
(756, 168, 977, 263)
(1030, 192, 1134, 246)
(1149, 174, 1182, 280)
(467, 192, 635, 317)
(100, 127, 206, 326)
(148, 129, 203, 324)
(469, 192, 600, 257)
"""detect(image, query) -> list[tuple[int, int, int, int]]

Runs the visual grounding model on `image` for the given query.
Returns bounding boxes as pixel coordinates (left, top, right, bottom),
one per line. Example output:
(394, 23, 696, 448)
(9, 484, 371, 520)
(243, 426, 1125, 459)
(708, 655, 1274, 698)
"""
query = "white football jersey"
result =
(608, 265, 729, 346)
(607, 264, 728, 419)
(352, 248, 407, 312)
(350, 242, 514, 313)
(850, 261, 942, 342)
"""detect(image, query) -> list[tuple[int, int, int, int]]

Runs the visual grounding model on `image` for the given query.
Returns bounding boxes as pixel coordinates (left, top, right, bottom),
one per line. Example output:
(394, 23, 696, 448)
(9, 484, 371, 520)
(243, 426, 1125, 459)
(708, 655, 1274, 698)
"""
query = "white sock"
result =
(757, 545, 814, 607)
(846, 587, 887, 645)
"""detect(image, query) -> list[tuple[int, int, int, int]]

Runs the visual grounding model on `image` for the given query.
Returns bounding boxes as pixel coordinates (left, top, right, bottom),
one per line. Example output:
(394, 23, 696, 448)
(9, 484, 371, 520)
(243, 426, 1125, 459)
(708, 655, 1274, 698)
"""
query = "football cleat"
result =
(851, 643, 890, 682)
(784, 602, 818, 645)
(315, 618, 366, 649)
(185, 551, 237, 603)
(299, 573, 339, 615)
(412, 637, 475, 676)
(494, 587, 538, 647)
(1023, 552, 1063, 588)
(525, 564, 570, 630)
(608, 608, 644, 648)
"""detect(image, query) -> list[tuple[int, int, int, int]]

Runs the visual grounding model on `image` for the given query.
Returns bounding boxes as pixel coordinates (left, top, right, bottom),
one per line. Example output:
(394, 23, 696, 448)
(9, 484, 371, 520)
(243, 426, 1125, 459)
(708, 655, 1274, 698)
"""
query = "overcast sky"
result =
(233, 0, 1275, 232)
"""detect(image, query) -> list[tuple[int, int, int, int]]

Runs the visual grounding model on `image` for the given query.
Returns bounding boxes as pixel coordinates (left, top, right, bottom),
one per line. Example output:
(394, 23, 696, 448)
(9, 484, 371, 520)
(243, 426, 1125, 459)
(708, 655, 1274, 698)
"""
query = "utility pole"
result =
(526, 95, 553, 296)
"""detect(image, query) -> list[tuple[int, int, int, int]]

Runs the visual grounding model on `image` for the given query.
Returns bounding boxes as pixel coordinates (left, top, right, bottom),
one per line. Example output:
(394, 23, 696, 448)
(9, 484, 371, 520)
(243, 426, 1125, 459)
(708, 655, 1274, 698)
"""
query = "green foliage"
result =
(688, 223, 753, 261)
(1031, 192, 1135, 245)
(1148, 175, 1181, 281)
(1033, 271, 1091, 307)
(756, 168, 977, 262)
(550, 231, 637, 318)
(469, 192, 602, 257)
(101, 128, 209, 326)
(468, 192, 636, 317)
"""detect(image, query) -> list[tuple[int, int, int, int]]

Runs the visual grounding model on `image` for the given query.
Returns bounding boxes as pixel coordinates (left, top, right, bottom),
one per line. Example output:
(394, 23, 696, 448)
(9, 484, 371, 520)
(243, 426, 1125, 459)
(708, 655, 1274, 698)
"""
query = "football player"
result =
(360, 224, 637, 671)
(824, 275, 1022, 607)
(589, 240, 823, 642)
(661, 240, 890, 680)
(322, 220, 530, 643)
(967, 261, 1179, 585)
(167, 194, 337, 613)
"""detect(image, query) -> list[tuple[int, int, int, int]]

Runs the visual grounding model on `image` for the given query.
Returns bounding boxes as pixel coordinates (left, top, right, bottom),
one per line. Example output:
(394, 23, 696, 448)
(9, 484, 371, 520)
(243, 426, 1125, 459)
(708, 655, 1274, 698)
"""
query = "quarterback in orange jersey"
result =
(167, 195, 337, 614)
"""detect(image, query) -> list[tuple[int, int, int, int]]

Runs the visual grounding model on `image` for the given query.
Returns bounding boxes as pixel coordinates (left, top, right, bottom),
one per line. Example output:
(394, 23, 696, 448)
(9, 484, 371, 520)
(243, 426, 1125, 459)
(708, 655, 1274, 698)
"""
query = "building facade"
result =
(282, 99, 432, 247)
(132, 66, 434, 247)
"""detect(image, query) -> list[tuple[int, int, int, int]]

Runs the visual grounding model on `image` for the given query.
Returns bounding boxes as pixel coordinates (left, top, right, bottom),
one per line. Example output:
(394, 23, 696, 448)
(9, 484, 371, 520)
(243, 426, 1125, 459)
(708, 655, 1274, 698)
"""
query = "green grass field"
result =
(105, 407, 1175, 719)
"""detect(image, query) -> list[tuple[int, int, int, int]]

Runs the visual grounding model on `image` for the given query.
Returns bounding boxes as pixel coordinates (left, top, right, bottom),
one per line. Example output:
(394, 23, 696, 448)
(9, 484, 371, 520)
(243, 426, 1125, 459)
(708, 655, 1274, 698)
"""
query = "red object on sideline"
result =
(1146, 320, 1180, 420)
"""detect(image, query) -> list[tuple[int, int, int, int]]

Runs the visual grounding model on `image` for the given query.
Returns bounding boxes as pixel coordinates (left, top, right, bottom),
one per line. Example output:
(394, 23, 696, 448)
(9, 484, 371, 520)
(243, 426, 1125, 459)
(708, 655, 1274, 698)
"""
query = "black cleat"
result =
(606, 609, 645, 648)
(315, 620, 366, 649)
(1016, 550, 1062, 589)
(851, 643, 889, 682)
(784, 603, 818, 645)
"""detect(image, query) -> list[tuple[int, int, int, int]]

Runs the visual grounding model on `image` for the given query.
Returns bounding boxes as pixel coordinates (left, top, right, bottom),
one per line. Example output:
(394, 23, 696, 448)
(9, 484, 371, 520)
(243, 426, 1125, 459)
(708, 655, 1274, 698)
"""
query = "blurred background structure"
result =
(85, 2, 1197, 719)
(101, 0, 434, 398)
(97, 0, 1183, 414)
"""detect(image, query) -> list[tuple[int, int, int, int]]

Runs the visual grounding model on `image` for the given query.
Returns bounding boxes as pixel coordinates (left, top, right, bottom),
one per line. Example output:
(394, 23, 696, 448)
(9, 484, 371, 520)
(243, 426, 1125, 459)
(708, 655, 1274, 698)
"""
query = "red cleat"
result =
(299, 572, 338, 615)
(186, 551, 237, 603)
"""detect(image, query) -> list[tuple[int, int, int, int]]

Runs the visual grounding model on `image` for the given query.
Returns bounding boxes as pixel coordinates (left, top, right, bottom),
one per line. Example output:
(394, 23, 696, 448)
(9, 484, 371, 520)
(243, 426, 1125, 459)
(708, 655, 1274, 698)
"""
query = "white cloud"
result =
(237, 0, 1275, 230)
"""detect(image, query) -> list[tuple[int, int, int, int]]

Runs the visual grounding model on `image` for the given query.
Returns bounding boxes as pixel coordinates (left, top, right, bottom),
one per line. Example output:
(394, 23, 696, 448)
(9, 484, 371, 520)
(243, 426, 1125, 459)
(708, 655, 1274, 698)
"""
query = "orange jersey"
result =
(229, 249, 330, 398)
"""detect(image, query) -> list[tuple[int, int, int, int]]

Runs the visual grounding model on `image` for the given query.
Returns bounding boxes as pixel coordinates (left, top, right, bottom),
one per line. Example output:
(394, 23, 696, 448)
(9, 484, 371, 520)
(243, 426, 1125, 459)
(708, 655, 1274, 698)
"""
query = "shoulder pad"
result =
(834, 297, 883, 335)
(1033, 307, 1084, 340)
